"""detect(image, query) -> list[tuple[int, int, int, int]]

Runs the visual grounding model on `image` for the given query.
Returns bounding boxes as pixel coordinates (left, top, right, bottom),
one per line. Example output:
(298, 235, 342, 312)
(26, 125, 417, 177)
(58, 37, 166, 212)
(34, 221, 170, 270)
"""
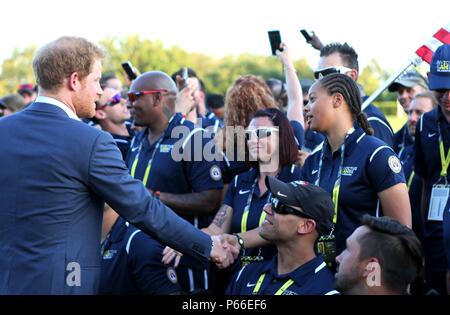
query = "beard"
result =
(334, 266, 360, 294)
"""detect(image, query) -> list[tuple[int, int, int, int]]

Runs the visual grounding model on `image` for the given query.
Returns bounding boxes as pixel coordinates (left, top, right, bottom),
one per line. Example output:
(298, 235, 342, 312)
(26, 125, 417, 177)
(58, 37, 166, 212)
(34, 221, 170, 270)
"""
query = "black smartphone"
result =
(121, 61, 137, 81)
(268, 30, 283, 55)
(300, 29, 313, 42)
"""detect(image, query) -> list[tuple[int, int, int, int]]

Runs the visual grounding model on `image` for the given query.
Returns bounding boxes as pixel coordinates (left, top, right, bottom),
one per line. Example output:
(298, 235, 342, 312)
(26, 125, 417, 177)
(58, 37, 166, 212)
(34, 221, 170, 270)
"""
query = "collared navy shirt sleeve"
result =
(127, 231, 183, 295)
(367, 146, 406, 192)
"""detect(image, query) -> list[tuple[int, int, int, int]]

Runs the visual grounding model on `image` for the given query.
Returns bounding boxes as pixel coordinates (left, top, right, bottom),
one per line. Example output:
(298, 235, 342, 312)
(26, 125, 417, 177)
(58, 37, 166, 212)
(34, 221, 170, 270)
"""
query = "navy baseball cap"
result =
(17, 83, 37, 95)
(429, 44, 450, 90)
(265, 176, 334, 235)
(388, 70, 428, 92)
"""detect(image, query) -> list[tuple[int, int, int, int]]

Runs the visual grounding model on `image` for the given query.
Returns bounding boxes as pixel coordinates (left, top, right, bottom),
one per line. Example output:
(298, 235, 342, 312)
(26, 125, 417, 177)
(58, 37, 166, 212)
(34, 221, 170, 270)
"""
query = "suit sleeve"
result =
(88, 132, 212, 262)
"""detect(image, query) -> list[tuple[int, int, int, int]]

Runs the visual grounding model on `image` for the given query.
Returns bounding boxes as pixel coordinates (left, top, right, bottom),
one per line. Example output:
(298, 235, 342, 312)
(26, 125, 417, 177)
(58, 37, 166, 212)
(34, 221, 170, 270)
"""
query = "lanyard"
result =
(252, 273, 294, 295)
(241, 178, 270, 233)
(438, 122, 450, 179)
(407, 171, 415, 192)
(130, 136, 164, 186)
(315, 141, 345, 224)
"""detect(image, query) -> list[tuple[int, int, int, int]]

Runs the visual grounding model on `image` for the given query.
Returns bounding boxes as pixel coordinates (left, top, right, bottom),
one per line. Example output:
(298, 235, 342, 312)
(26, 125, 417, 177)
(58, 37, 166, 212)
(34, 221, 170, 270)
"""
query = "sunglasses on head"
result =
(313, 66, 353, 80)
(127, 89, 168, 102)
(244, 127, 278, 141)
(270, 197, 316, 220)
(103, 93, 122, 107)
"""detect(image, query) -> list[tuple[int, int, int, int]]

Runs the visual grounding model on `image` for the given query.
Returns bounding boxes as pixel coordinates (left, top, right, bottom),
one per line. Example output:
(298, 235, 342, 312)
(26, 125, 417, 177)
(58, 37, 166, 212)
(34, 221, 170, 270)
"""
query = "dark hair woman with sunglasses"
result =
(300, 73, 411, 256)
(163, 108, 301, 293)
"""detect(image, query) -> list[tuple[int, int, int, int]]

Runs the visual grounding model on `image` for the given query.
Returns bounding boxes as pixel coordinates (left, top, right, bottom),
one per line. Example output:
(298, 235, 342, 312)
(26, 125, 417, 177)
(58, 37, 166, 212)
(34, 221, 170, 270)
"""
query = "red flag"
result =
(415, 24, 450, 63)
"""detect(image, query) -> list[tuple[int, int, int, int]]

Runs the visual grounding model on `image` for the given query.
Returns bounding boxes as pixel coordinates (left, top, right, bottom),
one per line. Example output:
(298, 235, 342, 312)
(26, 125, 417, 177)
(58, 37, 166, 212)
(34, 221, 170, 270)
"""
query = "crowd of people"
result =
(0, 34, 449, 296)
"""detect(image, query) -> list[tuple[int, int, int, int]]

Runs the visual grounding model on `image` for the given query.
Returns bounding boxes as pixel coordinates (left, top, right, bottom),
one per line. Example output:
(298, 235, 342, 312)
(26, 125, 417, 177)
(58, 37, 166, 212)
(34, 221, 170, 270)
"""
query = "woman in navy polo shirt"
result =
(301, 73, 411, 255)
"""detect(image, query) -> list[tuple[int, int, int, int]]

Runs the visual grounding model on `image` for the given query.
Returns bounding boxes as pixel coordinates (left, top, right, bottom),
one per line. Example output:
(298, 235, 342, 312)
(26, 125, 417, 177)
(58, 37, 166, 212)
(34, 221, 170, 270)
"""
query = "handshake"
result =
(162, 234, 241, 269)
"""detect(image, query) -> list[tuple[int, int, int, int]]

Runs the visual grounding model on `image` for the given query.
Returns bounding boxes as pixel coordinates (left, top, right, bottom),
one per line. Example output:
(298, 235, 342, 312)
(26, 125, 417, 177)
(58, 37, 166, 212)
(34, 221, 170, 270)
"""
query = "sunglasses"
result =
(244, 127, 278, 141)
(103, 93, 122, 107)
(270, 197, 316, 220)
(127, 89, 168, 102)
(313, 66, 353, 80)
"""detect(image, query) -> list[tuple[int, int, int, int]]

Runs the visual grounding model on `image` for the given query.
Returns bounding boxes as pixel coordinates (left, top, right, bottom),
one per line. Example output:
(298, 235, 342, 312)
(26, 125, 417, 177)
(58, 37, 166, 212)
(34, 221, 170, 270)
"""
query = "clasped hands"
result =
(162, 233, 241, 269)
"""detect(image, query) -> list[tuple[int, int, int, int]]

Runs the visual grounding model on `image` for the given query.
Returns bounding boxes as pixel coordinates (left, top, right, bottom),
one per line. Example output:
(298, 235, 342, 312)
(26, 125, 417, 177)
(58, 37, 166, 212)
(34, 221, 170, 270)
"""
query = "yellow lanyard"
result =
(438, 123, 450, 178)
(130, 137, 164, 186)
(407, 171, 415, 192)
(315, 141, 345, 224)
(240, 178, 269, 233)
(252, 273, 294, 295)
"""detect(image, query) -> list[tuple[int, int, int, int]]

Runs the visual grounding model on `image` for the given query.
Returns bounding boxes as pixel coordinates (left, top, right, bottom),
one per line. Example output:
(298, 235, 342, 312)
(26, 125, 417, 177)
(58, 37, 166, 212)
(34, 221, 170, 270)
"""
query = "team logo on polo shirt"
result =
(388, 155, 402, 174)
(210, 165, 222, 181)
(102, 249, 117, 260)
(341, 166, 358, 176)
(159, 144, 173, 153)
(166, 267, 178, 284)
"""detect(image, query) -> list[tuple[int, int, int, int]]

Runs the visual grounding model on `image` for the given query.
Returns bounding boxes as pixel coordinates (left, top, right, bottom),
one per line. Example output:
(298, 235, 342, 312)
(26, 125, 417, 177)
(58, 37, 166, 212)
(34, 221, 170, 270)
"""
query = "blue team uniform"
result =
(301, 127, 405, 254)
(99, 217, 182, 295)
(399, 144, 424, 242)
(304, 128, 325, 152)
(414, 106, 450, 292)
(126, 113, 223, 293)
(226, 255, 337, 295)
(394, 123, 414, 154)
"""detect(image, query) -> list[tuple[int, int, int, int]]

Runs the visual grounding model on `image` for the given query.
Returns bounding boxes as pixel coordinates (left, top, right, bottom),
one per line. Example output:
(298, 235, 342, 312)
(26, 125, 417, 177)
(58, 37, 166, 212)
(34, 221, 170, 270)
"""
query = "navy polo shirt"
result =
(443, 198, 450, 272)
(301, 127, 405, 254)
(201, 112, 223, 134)
(224, 164, 301, 261)
(220, 120, 304, 184)
(99, 217, 182, 295)
(226, 255, 337, 295)
(126, 113, 223, 229)
(363, 98, 394, 148)
(414, 106, 450, 272)
(393, 123, 414, 154)
(400, 144, 424, 242)
(304, 128, 325, 152)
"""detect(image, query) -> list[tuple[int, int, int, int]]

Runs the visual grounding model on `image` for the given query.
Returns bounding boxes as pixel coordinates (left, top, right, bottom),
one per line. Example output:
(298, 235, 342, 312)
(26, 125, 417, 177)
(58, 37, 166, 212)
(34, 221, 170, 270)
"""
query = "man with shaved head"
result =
(127, 71, 224, 294)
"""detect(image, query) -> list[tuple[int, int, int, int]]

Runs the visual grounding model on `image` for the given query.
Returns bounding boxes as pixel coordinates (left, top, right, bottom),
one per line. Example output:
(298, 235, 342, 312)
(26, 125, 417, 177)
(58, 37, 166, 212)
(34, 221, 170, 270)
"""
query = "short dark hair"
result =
(249, 108, 298, 168)
(206, 94, 224, 109)
(100, 72, 117, 89)
(357, 215, 423, 294)
(320, 42, 359, 73)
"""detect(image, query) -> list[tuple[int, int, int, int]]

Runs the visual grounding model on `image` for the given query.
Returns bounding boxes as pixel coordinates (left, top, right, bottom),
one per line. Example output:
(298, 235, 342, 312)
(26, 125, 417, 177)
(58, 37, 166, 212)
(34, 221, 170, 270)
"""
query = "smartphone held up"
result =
(268, 30, 283, 56)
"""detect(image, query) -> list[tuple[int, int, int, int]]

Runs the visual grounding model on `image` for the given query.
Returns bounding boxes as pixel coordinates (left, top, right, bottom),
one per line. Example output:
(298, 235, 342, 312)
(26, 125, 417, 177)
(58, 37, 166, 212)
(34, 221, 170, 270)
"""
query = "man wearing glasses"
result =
(127, 71, 224, 294)
(94, 86, 133, 159)
(226, 177, 338, 295)
(315, 43, 394, 148)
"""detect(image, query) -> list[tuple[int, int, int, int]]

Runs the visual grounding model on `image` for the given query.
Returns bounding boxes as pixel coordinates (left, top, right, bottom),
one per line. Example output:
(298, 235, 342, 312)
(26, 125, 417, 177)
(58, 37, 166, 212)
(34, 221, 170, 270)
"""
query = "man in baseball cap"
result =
(389, 70, 429, 154)
(226, 177, 338, 295)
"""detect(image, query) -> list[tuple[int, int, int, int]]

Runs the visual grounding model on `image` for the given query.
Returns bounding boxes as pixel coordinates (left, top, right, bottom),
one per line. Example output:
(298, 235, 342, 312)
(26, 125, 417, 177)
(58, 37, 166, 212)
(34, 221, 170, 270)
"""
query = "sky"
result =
(0, 0, 448, 73)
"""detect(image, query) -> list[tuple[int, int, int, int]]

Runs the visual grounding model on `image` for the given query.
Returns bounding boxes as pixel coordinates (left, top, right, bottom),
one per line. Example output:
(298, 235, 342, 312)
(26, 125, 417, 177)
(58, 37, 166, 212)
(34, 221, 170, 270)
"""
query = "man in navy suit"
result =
(0, 36, 237, 294)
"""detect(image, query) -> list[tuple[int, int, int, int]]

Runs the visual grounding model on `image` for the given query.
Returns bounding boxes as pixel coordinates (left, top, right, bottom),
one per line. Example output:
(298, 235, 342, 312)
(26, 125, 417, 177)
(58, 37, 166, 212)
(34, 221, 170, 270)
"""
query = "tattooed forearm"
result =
(212, 205, 231, 228)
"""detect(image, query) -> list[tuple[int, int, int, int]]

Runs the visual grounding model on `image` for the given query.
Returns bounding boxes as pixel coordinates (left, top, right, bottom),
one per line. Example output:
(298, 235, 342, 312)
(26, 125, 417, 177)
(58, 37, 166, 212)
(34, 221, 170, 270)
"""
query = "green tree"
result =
(0, 46, 36, 95)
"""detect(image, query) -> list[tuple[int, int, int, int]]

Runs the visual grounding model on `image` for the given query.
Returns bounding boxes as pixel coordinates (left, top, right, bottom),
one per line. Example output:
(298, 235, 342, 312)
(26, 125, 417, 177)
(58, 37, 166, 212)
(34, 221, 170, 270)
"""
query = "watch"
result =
(233, 233, 245, 249)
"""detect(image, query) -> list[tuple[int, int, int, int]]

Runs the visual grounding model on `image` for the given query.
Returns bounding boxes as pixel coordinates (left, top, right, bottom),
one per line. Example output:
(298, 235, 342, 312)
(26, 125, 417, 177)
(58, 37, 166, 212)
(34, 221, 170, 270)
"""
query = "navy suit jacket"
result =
(0, 102, 211, 294)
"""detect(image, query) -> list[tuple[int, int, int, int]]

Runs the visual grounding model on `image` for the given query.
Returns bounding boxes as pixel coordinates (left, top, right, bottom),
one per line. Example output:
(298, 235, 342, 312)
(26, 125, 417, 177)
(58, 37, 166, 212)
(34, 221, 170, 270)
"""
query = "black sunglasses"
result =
(270, 197, 316, 220)
(313, 66, 353, 80)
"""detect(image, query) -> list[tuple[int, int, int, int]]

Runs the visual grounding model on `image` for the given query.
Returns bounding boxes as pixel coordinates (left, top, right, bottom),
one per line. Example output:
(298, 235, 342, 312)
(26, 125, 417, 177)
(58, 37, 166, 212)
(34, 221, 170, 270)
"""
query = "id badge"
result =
(427, 184, 450, 221)
(316, 234, 336, 269)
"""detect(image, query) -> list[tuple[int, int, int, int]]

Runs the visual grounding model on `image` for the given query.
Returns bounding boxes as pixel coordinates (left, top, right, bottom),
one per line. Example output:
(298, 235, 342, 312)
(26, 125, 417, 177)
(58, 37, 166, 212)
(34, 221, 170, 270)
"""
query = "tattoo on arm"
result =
(213, 205, 231, 228)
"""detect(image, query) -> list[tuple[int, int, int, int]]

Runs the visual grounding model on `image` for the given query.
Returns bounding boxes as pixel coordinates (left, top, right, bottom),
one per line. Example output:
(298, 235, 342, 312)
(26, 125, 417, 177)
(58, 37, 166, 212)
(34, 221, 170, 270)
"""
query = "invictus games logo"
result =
(436, 60, 450, 72)
(388, 155, 402, 174)
(166, 267, 178, 284)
